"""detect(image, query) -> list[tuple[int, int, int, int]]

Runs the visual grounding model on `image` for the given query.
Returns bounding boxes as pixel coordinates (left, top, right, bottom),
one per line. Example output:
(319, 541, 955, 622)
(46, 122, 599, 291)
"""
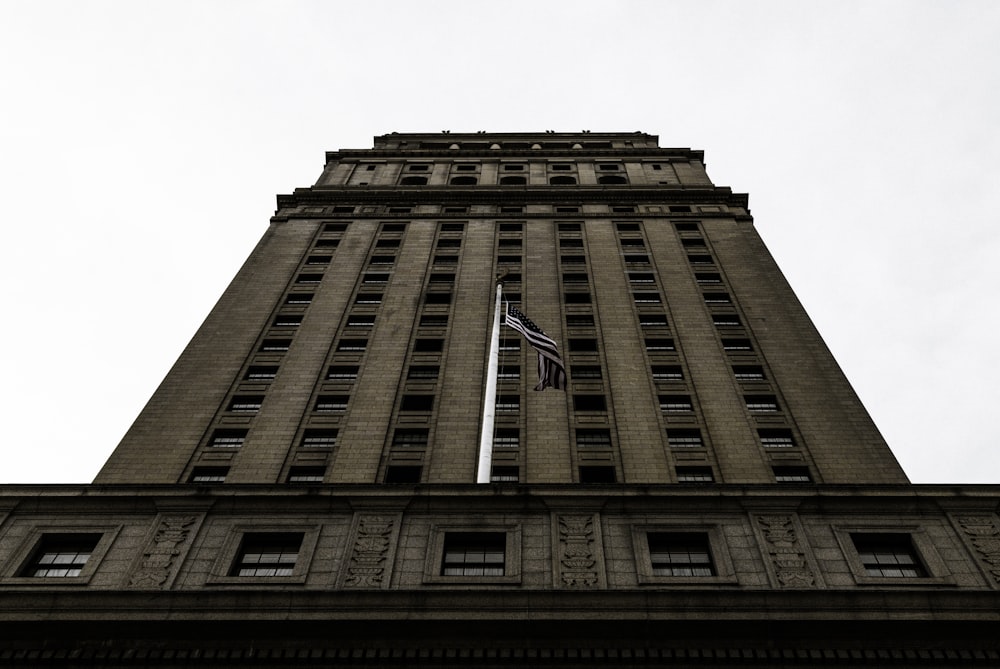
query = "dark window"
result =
(493, 428, 519, 448)
(450, 176, 478, 185)
(497, 365, 520, 380)
(562, 273, 589, 284)
(490, 465, 519, 483)
(564, 292, 591, 304)
(633, 292, 661, 304)
(575, 429, 611, 448)
(272, 315, 303, 328)
(496, 395, 519, 412)
(659, 395, 693, 412)
(414, 338, 444, 352)
(442, 533, 505, 576)
(315, 395, 349, 412)
(573, 395, 607, 412)
(758, 428, 794, 448)
(324, 222, 349, 231)
(674, 222, 699, 231)
(598, 164, 621, 171)
(722, 338, 753, 352)
(569, 338, 598, 352)
(560, 255, 586, 264)
(579, 466, 616, 483)
(612, 206, 636, 213)
(628, 272, 655, 283)
(550, 175, 577, 185)
(384, 466, 422, 483)
(696, 272, 722, 284)
(285, 293, 313, 305)
(498, 239, 522, 248)
(499, 338, 520, 352)
(652, 366, 684, 381)
(228, 396, 263, 413)
(733, 365, 765, 381)
(190, 467, 228, 483)
(376, 239, 400, 248)
(624, 254, 650, 264)
(502, 272, 521, 283)
(369, 255, 395, 265)
(387, 207, 412, 213)
(400, 176, 427, 185)
(210, 429, 247, 449)
(651, 164, 663, 171)
(667, 429, 704, 448)
(434, 254, 458, 264)
(682, 238, 707, 249)
(566, 314, 594, 327)
(230, 533, 302, 577)
(336, 339, 367, 352)
(363, 272, 390, 284)
(499, 223, 523, 232)
(570, 365, 602, 380)
(259, 339, 291, 352)
(669, 205, 692, 213)
(382, 223, 407, 232)
(676, 467, 714, 483)
(550, 164, 572, 171)
(851, 534, 926, 578)
(406, 164, 430, 172)
(558, 223, 581, 231)
(645, 338, 676, 352)
(392, 429, 429, 448)
(287, 466, 326, 484)
(245, 365, 278, 381)
(331, 206, 354, 214)
(745, 395, 779, 412)
(773, 466, 812, 483)
(500, 206, 524, 214)
(503, 164, 525, 171)
(21, 534, 102, 578)
(346, 315, 376, 327)
(437, 239, 462, 248)
(497, 255, 521, 265)
(639, 314, 668, 327)
(443, 206, 467, 214)
(306, 255, 331, 265)
(301, 429, 338, 449)
(703, 292, 731, 304)
(687, 255, 714, 265)
(296, 273, 323, 284)
(400, 395, 434, 412)
(712, 315, 741, 327)
(440, 223, 465, 232)
(419, 315, 448, 327)
(454, 164, 477, 172)
(407, 365, 440, 380)
(355, 293, 382, 305)
(326, 365, 359, 381)
(648, 532, 715, 576)
(499, 176, 526, 185)
(619, 238, 645, 247)
(598, 175, 627, 184)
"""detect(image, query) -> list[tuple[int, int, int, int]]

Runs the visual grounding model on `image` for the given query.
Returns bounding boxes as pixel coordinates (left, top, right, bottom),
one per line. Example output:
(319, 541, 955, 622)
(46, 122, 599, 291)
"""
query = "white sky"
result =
(1, 1, 998, 484)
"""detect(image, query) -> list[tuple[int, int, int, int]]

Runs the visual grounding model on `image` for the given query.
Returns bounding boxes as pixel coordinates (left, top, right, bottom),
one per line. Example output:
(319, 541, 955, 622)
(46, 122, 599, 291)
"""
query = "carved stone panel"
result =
(556, 514, 602, 588)
(956, 515, 1000, 586)
(754, 514, 817, 588)
(342, 514, 398, 589)
(125, 514, 201, 590)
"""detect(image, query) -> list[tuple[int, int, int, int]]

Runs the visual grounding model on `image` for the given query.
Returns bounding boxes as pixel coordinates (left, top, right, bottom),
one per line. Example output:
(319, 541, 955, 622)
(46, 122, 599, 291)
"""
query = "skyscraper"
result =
(1, 132, 998, 666)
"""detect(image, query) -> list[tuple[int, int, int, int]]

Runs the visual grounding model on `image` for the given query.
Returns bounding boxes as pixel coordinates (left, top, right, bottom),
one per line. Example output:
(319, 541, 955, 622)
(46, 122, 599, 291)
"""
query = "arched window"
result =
(598, 175, 628, 185)
(450, 176, 478, 185)
(550, 176, 577, 185)
(499, 176, 527, 185)
(400, 176, 428, 185)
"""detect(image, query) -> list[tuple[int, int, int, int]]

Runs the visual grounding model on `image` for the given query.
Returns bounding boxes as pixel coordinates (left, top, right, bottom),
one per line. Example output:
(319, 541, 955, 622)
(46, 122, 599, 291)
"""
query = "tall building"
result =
(1, 132, 999, 666)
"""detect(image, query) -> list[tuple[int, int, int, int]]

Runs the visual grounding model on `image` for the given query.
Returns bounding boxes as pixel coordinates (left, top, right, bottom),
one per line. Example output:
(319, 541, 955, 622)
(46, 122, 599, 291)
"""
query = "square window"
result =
(190, 467, 228, 483)
(441, 532, 506, 576)
(230, 533, 303, 577)
(851, 534, 926, 578)
(21, 534, 102, 578)
(648, 532, 715, 576)
(676, 467, 714, 483)
(210, 429, 247, 449)
(301, 429, 338, 449)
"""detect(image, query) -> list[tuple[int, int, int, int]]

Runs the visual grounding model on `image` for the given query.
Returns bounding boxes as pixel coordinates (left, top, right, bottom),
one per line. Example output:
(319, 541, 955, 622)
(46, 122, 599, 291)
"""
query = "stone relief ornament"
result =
(756, 514, 816, 588)
(344, 515, 394, 588)
(558, 515, 598, 587)
(957, 516, 1000, 584)
(126, 515, 198, 589)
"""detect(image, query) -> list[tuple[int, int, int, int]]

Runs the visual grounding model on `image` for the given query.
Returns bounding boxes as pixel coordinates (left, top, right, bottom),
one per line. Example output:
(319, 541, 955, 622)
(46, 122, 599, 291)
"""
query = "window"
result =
(745, 395, 779, 412)
(443, 206, 467, 214)
(362, 273, 389, 284)
(500, 206, 524, 214)
(228, 396, 263, 413)
(648, 533, 715, 576)
(645, 338, 676, 352)
(624, 254, 650, 264)
(355, 293, 382, 305)
(559, 238, 583, 248)
(331, 206, 354, 214)
(440, 222, 465, 232)
(733, 365, 765, 381)
(497, 365, 520, 380)
(369, 255, 395, 265)
(619, 238, 645, 247)
(703, 292, 731, 304)
(301, 429, 337, 449)
(21, 534, 102, 578)
(381, 223, 407, 232)
(617, 223, 641, 232)
(598, 175, 627, 185)
(722, 338, 752, 351)
(190, 467, 228, 483)
(575, 429, 611, 448)
(676, 467, 714, 483)
(503, 164, 525, 171)
(272, 315, 302, 328)
(324, 222, 349, 231)
(579, 466, 616, 483)
(564, 292, 591, 304)
(695, 272, 722, 284)
(670, 205, 693, 213)
(558, 223, 582, 232)
(570, 365, 602, 380)
(562, 272, 589, 284)
(388, 207, 411, 213)
(493, 428, 519, 448)
(429, 273, 455, 285)
(496, 395, 519, 412)
(434, 255, 458, 264)
(245, 365, 278, 381)
(550, 164, 573, 171)
(497, 254, 521, 265)
(384, 465, 422, 483)
(639, 315, 668, 327)
(498, 239, 522, 248)
(259, 339, 291, 352)
(633, 292, 661, 304)
(687, 255, 714, 265)
(284, 293, 313, 305)
(628, 272, 654, 283)
(376, 239, 400, 248)
(499, 176, 526, 185)
(296, 273, 323, 284)
(450, 176, 477, 185)
(612, 206, 636, 213)
(414, 338, 444, 352)
(454, 164, 478, 172)
(436, 239, 461, 249)
(210, 429, 247, 449)
(682, 238, 707, 250)
(773, 466, 812, 483)
(659, 395, 693, 412)
(490, 466, 519, 483)
(560, 255, 585, 264)
(851, 534, 926, 578)
(392, 429, 429, 448)
(287, 466, 326, 484)
(336, 339, 367, 352)
(406, 164, 430, 172)
(568, 338, 598, 352)
(566, 314, 594, 327)
(652, 366, 684, 381)
(674, 222, 699, 231)
(441, 533, 505, 576)
(667, 429, 704, 448)
(419, 315, 448, 327)
(326, 365, 359, 381)
(407, 365, 439, 380)
(400, 395, 434, 412)
(305, 255, 331, 265)
(400, 176, 427, 185)
(346, 315, 376, 327)
(712, 315, 741, 327)
(573, 395, 607, 412)
(315, 395, 349, 412)
(230, 533, 303, 577)
(758, 428, 794, 448)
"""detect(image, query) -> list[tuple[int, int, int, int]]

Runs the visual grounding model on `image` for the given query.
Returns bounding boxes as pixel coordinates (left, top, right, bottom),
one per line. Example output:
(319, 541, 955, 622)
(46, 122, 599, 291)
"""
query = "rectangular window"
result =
(346, 315, 376, 327)
(499, 223, 523, 232)
(633, 292, 661, 304)
(773, 466, 812, 483)
(228, 396, 263, 413)
(559, 239, 584, 248)
(579, 465, 616, 483)
(560, 255, 586, 264)
(722, 338, 752, 352)
(284, 293, 313, 305)
(652, 366, 684, 381)
(758, 428, 794, 448)
(382, 223, 407, 232)
(230, 533, 303, 577)
(301, 429, 338, 449)
(272, 315, 303, 328)
(245, 365, 278, 381)
(745, 395, 779, 412)
(851, 534, 926, 578)
(645, 338, 675, 352)
(493, 428, 519, 448)
(305, 255, 332, 265)
(400, 395, 434, 412)
(496, 395, 520, 412)
(259, 339, 291, 352)
(375, 238, 400, 248)
(384, 465, 422, 483)
(564, 292, 591, 304)
(441, 532, 505, 576)
(568, 338, 598, 353)
(407, 365, 440, 380)
(667, 429, 704, 448)
(369, 255, 395, 265)
(575, 428, 611, 448)
(628, 272, 655, 283)
(659, 395, 693, 412)
(210, 429, 247, 449)
(624, 254, 650, 264)
(562, 272, 589, 284)
(639, 315, 669, 327)
(498, 239, 522, 248)
(695, 272, 722, 284)
(440, 223, 465, 232)
(392, 429, 429, 448)
(336, 339, 368, 352)
(414, 338, 444, 352)
(354, 293, 382, 306)
(490, 465, 519, 483)
(497, 255, 521, 265)
(703, 293, 731, 304)
(324, 222, 349, 232)
(499, 338, 520, 352)
(434, 255, 458, 264)
(326, 365, 359, 381)
(619, 238, 645, 248)
(733, 365, 765, 381)
(21, 534, 102, 578)
(296, 273, 323, 284)
(676, 467, 714, 483)
(566, 314, 595, 327)
(362, 273, 389, 284)
(573, 395, 607, 412)
(570, 365, 602, 380)
(712, 315, 741, 327)
(687, 255, 714, 265)
(497, 365, 520, 380)
(419, 315, 448, 327)
(424, 293, 452, 305)
(190, 467, 228, 483)
(648, 532, 715, 576)
(558, 223, 581, 231)
(315, 395, 349, 412)
(287, 466, 326, 484)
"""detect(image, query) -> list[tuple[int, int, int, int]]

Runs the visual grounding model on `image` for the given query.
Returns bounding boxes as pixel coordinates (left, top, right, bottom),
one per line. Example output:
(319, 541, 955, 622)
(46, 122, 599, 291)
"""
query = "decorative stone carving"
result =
(344, 515, 394, 588)
(126, 515, 198, 589)
(756, 514, 815, 587)
(558, 515, 598, 587)
(957, 515, 1000, 584)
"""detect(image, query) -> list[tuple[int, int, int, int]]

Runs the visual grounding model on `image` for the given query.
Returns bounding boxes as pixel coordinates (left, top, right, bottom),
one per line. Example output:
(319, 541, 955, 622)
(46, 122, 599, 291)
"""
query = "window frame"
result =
(422, 525, 521, 585)
(833, 525, 952, 586)
(2, 526, 121, 585)
(207, 525, 320, 585)
(631, 524, 736, 585)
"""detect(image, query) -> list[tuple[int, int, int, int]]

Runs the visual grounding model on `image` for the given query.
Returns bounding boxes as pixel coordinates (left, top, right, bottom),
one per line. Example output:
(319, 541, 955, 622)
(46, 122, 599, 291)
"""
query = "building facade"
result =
(1, 132, 999, 666)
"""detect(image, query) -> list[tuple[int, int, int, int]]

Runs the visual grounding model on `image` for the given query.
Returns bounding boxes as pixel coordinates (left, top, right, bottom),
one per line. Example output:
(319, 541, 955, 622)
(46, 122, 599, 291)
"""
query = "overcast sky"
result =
(1, 1, 998, 484)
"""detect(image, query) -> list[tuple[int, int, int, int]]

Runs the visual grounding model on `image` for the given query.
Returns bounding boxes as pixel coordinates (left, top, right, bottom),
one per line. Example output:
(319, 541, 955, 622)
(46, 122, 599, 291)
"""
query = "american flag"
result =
(504, 304, 566, 391)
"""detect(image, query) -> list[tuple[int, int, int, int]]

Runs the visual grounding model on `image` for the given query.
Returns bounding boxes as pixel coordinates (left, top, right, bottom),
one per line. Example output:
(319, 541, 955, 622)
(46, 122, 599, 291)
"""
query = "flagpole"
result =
(476, 281, 503, 484)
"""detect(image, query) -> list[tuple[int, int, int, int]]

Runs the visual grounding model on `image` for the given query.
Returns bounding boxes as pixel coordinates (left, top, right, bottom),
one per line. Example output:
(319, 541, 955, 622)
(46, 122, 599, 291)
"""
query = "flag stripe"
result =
(504, 304, 567, 391)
